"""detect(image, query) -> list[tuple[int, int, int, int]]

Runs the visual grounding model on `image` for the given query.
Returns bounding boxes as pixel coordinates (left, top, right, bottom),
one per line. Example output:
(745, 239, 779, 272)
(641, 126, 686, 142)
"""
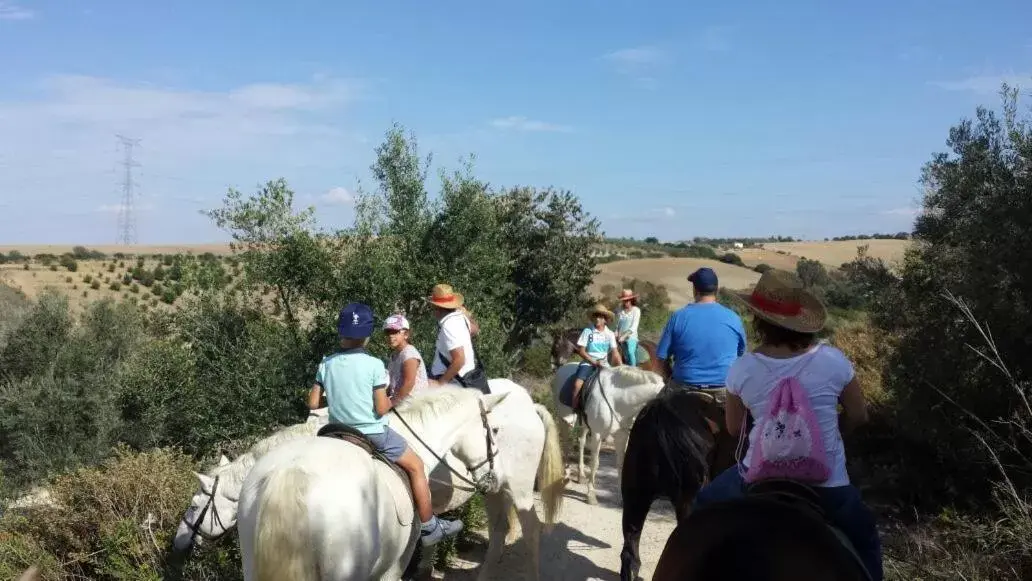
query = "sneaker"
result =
(420, 516, 464, 546)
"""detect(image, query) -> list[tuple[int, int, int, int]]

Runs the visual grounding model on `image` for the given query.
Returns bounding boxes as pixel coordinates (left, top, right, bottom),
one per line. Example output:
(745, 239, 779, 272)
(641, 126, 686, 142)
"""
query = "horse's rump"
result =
(654, 488, 870, 581)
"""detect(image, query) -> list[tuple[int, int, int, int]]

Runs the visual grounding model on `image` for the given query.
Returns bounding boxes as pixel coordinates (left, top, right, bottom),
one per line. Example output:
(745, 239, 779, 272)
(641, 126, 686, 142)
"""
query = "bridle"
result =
(390, 397, 499, 494)
(181, 475, 229, 544)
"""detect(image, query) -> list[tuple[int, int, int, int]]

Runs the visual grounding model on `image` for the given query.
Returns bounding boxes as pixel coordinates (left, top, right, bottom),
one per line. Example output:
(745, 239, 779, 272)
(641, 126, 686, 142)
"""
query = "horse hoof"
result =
(587, 493, 598, 505)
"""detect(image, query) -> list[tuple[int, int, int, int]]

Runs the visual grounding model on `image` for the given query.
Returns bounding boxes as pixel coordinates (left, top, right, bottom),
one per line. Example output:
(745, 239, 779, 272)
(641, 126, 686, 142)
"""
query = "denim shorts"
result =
(575, 361, 597, 381)
(364, 426, 408, 463)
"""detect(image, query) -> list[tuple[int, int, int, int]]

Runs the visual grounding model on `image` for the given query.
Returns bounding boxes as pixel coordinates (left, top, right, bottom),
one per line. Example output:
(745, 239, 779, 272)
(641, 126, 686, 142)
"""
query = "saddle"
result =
(744, 479, 873, 581)
(316, 423, 423, 575)
(559, 367, 602, 428)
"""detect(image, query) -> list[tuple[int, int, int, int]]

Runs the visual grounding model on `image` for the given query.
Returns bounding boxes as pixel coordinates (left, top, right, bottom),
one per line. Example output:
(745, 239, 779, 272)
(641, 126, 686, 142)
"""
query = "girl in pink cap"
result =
(383, 313, 430, 404)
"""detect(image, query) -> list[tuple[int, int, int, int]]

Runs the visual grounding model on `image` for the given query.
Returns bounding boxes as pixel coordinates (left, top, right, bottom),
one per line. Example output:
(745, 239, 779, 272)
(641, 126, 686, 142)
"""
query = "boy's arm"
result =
(372, 361, 392, 417)
(373, 385, 393, 417)
(306, 383, 323, 410)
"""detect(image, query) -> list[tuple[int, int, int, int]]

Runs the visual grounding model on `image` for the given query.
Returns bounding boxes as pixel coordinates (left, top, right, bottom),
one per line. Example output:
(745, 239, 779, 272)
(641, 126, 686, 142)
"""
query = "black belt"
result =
(672, 382, 725, 389)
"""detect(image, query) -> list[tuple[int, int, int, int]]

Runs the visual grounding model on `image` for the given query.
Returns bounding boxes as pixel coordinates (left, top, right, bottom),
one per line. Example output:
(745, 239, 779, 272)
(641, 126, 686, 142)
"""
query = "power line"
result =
(115, 135, 141, 245)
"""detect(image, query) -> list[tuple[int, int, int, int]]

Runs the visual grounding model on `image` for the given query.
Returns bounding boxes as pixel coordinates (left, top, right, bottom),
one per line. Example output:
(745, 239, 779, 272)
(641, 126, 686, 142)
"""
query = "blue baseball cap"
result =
(338, 302, 375, 339)
(688, 267, 719, 293)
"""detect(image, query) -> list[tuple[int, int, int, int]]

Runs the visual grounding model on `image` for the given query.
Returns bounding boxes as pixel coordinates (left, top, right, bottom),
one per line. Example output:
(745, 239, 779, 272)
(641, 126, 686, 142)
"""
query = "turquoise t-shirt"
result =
(577, 326, 617, 363)
(315, 349, 390, 435)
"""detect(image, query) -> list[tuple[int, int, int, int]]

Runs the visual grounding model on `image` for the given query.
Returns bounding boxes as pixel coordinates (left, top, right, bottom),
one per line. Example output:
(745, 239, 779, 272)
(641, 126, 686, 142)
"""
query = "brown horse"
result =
(549, 327, 658, 372)
(652, 481, 871, 581)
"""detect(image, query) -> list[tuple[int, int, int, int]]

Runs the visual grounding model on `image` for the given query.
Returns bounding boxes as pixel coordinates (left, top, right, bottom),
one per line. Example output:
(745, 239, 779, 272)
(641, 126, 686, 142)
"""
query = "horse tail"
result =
(533, 403, 566, 529)
(255, 466, 316, 581)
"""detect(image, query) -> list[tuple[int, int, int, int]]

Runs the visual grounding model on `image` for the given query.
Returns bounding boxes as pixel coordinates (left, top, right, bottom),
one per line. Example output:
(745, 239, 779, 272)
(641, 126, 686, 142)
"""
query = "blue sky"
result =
(1, 0, 1030, 244)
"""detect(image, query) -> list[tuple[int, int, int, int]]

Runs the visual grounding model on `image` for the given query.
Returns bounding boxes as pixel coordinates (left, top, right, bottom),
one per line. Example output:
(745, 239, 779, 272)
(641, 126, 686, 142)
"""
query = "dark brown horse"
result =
(549, 327, 658, 372)
(618, 386, 737, 581)
(652, 481, 871, 581)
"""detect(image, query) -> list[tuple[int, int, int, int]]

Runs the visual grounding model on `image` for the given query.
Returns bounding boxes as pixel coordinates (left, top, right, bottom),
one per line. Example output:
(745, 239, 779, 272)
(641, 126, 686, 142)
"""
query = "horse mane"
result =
(392, 386, 481, 431)
(626, 388, 713, 497)
(208, 417, 326, 485)
(605, 365, 664, 390)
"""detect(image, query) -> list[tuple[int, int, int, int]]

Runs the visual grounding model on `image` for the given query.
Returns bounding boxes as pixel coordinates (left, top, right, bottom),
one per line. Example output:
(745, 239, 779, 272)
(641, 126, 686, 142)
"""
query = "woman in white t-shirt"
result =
(383, 313, 429, 404)
(692, 269, 883, 581)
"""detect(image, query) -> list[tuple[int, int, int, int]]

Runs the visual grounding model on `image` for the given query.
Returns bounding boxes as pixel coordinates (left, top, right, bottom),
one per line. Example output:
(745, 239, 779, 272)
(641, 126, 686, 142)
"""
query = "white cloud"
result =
(0, 73, 368, 242)
(661, 206, 676, 217)
(931, 72, 1031, 95)
(489, 116, 572, 133)
(321, 186, 355, 205)
(602, 46, 670, 89)
(0, 1, 34, 20)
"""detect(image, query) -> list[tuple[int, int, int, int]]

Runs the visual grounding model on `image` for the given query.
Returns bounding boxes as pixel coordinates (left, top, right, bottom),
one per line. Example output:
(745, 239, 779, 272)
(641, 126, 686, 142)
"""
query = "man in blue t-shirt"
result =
(656, 268, 746, 392)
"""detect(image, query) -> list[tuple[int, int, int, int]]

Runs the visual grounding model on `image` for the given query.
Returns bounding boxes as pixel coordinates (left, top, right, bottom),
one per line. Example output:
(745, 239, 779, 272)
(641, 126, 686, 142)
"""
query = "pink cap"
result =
(383, 314, 410, 331)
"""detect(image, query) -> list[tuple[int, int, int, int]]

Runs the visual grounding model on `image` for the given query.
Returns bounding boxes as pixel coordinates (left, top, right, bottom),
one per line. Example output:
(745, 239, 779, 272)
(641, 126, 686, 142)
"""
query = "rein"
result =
(182, 475, 227, 543)
(390, 398, 499, 494)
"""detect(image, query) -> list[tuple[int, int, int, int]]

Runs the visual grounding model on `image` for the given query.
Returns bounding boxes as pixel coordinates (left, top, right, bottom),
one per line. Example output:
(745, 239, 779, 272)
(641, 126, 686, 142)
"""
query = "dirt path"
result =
(439, 444, 676, 580)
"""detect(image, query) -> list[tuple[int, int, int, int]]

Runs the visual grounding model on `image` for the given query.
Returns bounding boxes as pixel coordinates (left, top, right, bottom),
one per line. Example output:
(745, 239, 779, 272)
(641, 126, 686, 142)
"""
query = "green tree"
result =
(876, 85, 1032, 500)
(205, 178, 334, 332)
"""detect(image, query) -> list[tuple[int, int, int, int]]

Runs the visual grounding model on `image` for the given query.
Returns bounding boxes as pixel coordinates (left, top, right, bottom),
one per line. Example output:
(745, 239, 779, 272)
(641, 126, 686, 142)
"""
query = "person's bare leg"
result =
(572, 378, 584, 408)
(396, 448, 433, 521)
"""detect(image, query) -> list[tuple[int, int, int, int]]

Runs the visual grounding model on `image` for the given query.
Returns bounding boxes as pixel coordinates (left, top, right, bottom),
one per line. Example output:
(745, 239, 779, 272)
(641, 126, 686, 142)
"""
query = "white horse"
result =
(237, 386, 510, 581)
(552, 363, 665, 505)
(174, 379, 565, 580)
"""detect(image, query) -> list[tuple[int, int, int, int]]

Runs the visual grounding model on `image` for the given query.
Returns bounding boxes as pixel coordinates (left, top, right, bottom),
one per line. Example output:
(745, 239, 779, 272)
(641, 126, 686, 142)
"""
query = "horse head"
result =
(172, 454, 241, 552)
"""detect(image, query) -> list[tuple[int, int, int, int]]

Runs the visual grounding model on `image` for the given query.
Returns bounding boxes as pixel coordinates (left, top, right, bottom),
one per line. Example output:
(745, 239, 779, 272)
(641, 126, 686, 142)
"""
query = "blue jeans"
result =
(694, 466, 883, 581)
(621, 338, 638, 366)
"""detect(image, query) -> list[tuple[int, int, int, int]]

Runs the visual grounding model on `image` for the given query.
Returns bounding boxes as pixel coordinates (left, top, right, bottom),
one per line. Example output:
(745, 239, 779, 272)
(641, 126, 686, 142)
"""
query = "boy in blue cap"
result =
(307, 302, 463, 546)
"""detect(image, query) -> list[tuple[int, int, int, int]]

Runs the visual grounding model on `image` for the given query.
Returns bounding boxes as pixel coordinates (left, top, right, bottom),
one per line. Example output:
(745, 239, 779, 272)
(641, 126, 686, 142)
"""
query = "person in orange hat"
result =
(615, 288, 642, 366)
(426, 283, 489, 392)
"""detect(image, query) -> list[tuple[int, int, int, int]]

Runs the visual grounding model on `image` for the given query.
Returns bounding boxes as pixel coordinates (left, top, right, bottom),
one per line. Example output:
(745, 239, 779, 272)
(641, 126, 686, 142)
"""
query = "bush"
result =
(83, 275, 92, 284)
(59, 256, 77, 272)
(130, 283, 139, 294)
(718, 252, 744, 267)
(109, 282, 122, 292)
(0, 446, 242, 581)
(64, 276, 72, 283)
(91, 280, 100, 290)
(753, 263, 773, 274)
(48, 265, 57, 271)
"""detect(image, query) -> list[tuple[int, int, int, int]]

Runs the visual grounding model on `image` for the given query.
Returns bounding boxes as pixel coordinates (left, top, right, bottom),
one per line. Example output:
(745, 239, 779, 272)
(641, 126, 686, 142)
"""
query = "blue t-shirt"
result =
(656, 302, 746, 385)
(315, 349, 390, 435)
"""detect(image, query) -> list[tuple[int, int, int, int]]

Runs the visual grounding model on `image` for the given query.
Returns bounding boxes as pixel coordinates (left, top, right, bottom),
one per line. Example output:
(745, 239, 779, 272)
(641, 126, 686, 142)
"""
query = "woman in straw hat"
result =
(569, 303, 623, 409)
(615, 288, 642, 366)
(426, 283, 488, 391)
(691, 269, 882, 580)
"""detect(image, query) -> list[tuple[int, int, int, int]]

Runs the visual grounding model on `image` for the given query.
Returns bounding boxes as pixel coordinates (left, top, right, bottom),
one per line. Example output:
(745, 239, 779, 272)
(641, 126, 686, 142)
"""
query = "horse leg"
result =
(479, 492, 513, 579)
(586, 432, 603, 505)
(577, 424, 588, 483)
(614, 428, 629, 490)
(619, 485, 654, 581)
(513, 493, 542, 581)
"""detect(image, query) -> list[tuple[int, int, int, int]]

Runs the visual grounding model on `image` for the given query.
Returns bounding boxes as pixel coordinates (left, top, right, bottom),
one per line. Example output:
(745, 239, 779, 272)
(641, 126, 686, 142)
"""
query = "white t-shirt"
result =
(727, 342, 855, 487)
(388, 344, 429, 399)
(431, 311, 476, 378)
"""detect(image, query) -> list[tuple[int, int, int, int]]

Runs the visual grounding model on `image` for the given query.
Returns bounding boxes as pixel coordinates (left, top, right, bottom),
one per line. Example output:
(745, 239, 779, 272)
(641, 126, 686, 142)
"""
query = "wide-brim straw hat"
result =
(733, 269, 827, 334)
(426, 283, 464, 309)
(588, 303, 615, 322)
(617, 289, 638, 301)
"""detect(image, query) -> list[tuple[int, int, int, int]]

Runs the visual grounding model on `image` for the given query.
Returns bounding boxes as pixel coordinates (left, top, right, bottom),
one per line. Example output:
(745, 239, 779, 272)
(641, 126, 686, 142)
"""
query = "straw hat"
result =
(427, 283, 464, 309)
(588, 303, 615, 322)
(734, 269, 827, 334)
(617, 289, 638, 301)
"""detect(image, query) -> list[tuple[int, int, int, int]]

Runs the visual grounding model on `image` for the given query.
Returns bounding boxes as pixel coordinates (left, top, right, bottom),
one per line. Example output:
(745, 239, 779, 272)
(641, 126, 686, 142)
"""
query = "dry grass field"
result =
(758, 239, 911, 268)
(592, 257, 761, 308)
(0, 243, 233, 257)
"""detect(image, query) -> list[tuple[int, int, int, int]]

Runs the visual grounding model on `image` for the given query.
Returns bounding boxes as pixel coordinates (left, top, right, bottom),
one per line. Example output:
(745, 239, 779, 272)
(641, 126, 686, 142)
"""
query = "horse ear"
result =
(218, 454, 231, 466)
(194, 472, 214, 489)
(482, 391, 511, 412)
